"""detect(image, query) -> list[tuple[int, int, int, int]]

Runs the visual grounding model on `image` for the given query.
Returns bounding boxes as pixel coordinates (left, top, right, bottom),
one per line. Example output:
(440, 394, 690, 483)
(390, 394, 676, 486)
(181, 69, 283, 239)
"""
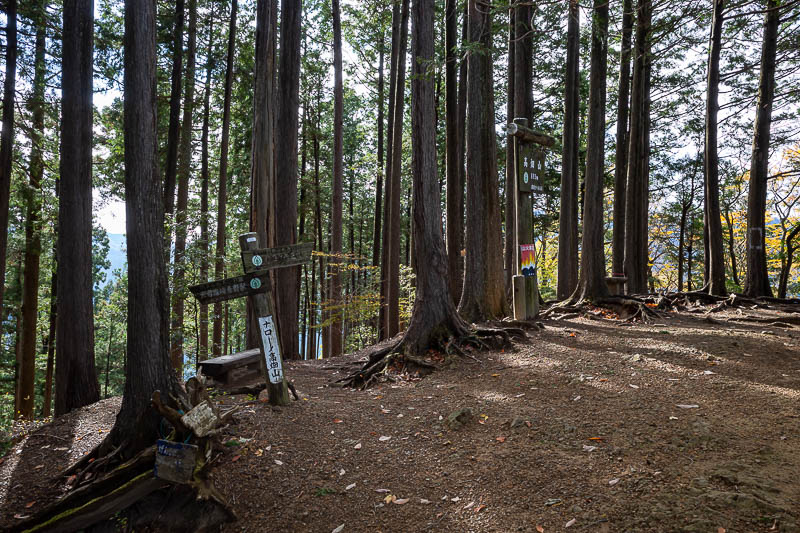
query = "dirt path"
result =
(2, 308, 799, 532)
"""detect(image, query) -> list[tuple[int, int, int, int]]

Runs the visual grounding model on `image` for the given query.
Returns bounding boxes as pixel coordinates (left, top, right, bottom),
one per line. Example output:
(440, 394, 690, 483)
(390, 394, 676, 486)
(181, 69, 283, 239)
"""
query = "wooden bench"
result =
(605, 275, 627, 296)
(197, 349, 262, 388)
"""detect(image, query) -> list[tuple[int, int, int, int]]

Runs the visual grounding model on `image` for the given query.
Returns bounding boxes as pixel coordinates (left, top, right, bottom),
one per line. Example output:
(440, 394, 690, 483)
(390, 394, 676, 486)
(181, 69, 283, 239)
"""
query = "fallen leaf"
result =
(375, 488, 391, 493)
(333, 418, 343, 423)
(394, 498, 409, 505)
(588, 437, 604, 441)
(13, 514, 30, 520)
(496, 436, 506, 443)
(379, 436, 391, 442)
(25, 501, 35, 509)
(573, 395, 581, 401)
(565, 518, 576, 527)
(254, 449, 263, 457)
(354, 443, 362, 450)
(451, 496, 461, 502)
(464, 502, 475, 509)
(669, 416, 679, 420)
(274, 459, 283, 466)
(718, 528, 726, 533)
(583, 445, 597, 452)
(346, 483, 356, 491)
(608, 478, 620, 486)
(332, 524, 345, 533)
(677, 404, 699, 409)
(384, 494, 396, 504)
(629, 384, 640, 389)
(339, 468, 345, 476)
(536, 526, 544, 533)
(475, 504, 486, 512)
(525, 421, 532, 428)
(569, 332, 577, 337)
(420, 499, 431, 504)
(231, 455, 241, 462)
(491, 373, 500, 377)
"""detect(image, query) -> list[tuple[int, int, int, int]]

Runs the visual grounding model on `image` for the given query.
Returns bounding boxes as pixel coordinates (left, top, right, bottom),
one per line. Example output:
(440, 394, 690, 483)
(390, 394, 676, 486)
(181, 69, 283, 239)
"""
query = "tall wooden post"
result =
(512, 118, 539, 319)
(239, 233, 290, 406)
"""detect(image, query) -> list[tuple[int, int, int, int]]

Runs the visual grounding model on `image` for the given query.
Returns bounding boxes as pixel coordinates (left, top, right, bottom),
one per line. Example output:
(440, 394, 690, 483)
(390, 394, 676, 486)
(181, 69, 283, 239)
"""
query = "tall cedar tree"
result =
(330, 0, 344, 357)
(704, 0, 726, 296)
(744, 0, 779, 297)
(503, 4, 515, 301)
(384, 0, 409, 339)
(249, 0, 276, 348)
(612, 0, 633, 277)
(378, 1, 401, 340)
(558, 0, 580, 299)
(213, 0, 238, 356)
(110, 0, 182, 453)
(372, 36, 385, 269)
(198, 14, 214, 360)
(0, 0, 17, 333)
(20, 1, 46, 419)
(459, 0, 506, 322)
(171, 0, 198, 374)
(569, 0, 609, 303)
(446, 0, 463, 303)
(56, 0, 100, 416)
(624, 0, 652, 294)
(163, 0, 184, 216)
(275, 0, 303, 359)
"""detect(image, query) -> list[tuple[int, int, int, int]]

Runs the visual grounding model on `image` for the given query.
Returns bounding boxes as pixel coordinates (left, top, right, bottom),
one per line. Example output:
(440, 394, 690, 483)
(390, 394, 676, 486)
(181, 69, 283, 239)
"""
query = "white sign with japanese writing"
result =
(257, 315, 284, 384)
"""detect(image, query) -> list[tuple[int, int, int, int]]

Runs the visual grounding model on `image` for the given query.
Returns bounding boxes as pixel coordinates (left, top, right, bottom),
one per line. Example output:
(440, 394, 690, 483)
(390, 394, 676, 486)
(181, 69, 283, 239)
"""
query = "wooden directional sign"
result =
(517, 143, 544, 194)
(242, 242, 313, 275)
(189, 272, 271, 305)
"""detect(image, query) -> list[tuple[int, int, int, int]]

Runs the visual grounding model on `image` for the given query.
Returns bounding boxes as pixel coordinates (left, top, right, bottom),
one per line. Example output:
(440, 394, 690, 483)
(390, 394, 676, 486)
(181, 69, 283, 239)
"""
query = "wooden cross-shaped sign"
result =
(189, 234, 313, 406)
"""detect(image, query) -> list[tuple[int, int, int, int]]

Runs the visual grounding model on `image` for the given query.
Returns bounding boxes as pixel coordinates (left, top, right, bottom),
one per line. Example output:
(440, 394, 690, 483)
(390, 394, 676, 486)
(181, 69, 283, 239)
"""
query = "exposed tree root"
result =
(336, 323, 525, 389)
(543, 295, 660, 323)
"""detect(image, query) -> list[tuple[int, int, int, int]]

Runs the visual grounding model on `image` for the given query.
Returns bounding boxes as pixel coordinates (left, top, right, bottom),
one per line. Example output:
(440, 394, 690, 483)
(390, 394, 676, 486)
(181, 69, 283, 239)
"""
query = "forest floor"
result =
(1, 305, 800, 532)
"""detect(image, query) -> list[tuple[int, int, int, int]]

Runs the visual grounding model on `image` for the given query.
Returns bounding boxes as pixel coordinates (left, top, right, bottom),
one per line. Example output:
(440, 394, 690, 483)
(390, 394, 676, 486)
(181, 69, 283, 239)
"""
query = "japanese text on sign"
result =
(257, 315, 284, 384)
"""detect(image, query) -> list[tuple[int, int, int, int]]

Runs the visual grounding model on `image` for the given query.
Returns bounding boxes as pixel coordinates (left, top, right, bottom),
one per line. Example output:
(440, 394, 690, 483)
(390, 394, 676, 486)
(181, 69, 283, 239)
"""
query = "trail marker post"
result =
(508, 118, 555, 320)
(189, 234, 312, 406)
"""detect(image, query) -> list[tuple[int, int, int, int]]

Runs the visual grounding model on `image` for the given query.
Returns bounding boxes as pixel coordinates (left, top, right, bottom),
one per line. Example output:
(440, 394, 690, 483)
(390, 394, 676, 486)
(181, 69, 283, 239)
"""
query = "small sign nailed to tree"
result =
(517, 143, 545, 194)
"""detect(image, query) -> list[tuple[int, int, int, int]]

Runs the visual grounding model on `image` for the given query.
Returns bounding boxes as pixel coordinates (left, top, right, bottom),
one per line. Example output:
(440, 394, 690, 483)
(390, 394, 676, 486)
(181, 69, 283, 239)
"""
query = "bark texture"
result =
(459, 0, 506, 322)
(743, 0, 778, 297)
(330, 0, 344, 357)
(163, 0, 184, 217)
(113, 0, 181, 453)
(446, 0, 464, 303)
(275, 0, 303, 359)
(612, 0, 633, 277)
(558, 0, 580, 300)
(570, 0, 609, 303)
(703, 0, 727, 296)
(56, 0, 101, 416)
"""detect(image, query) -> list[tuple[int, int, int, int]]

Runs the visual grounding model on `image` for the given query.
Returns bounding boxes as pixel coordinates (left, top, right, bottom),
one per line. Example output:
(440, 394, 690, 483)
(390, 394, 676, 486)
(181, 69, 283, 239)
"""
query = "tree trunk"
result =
(330, 0, 344, 358)
(378, 1, 401, 341)
(42, 252, 56, 417)
(163, 0, 184, 218)
(459, 0, 506, 322)
(0, 0, 18, 335)
(612, 0, 633, 277)
(372, 37, 385, 269)
(112, 0, 182, 454)
(170, 0, 197, 375)
(198, 13, 214, 362)
(275, 0, 303, 359)
(402, 0, 467, 353)
(623, 0, 651, 294)
(503, 4, 515, 303)
(778, 223, 800, 298)
(704, 0, 727, 296)
(569, 0, 609, 303)
(213, 0, 238, 356)
(724, 208, 740, 287)
(56, 0, 100, 417)
(19, 5, 46, 420)
(743, 0, 778, 298)
(385, 0, 410, 338)
(678, 200, 688, 292)
(558, 0, 580, 299)
(249, 0, 277, 349)
(446, 0, 464, 303)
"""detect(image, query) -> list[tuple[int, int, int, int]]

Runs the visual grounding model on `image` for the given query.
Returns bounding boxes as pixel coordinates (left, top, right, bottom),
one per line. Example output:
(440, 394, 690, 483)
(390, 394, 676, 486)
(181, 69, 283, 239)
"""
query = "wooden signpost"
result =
(509, 118, 555, 320)
(189, 233, 312, 406)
